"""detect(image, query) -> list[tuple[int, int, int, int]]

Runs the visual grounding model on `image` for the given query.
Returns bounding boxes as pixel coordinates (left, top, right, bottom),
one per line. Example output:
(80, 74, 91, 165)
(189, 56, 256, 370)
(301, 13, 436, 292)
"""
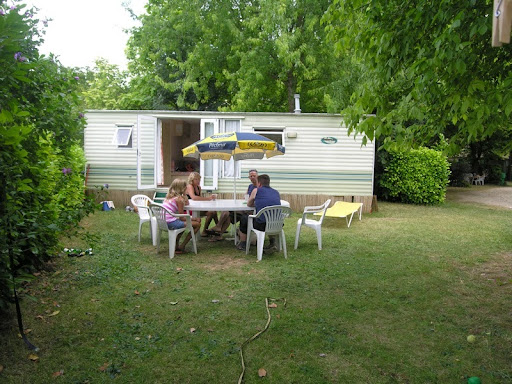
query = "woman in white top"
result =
(186, 172, 218, 237)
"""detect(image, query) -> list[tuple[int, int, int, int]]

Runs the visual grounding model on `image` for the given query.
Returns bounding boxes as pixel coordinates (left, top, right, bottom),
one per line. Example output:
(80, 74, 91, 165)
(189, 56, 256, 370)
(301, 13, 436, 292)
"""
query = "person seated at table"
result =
(236, 174, 281, 251)
(163, 179, 201, 254)
(205, 169, 259, 241)
(186, 172, 219, 237)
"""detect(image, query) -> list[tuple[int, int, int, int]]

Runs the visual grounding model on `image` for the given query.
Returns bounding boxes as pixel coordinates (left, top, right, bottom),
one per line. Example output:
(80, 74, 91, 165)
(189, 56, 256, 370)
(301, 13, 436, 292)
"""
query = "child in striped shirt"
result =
(163, 179, 201, 253)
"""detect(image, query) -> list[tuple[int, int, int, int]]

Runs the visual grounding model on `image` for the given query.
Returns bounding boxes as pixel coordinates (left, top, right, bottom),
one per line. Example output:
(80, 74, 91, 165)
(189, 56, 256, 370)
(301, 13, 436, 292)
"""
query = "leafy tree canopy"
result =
(81, 58, 131, 110)
(126, 0, 351, 112)
(324, 0, 512, 153)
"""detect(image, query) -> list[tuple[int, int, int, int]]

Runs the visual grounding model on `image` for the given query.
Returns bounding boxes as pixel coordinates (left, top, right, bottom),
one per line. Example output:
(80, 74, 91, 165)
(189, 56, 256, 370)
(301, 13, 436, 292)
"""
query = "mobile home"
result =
(84, 110, 376, 212)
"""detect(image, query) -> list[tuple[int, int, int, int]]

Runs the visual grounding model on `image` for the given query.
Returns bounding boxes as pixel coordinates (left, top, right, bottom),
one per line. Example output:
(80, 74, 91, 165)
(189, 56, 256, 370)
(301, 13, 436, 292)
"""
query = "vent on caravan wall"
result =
(294, 94, 301, 114)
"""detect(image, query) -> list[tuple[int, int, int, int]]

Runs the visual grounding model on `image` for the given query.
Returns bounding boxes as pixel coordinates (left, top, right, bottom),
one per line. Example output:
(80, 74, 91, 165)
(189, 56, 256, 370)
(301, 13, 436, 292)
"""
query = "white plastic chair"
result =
(150, 203, 197, 259)
(246, 205, 292, 261)
(294, 199, 331, 250)
(131, 194, 155, 243)
(472, 173, 486, 185)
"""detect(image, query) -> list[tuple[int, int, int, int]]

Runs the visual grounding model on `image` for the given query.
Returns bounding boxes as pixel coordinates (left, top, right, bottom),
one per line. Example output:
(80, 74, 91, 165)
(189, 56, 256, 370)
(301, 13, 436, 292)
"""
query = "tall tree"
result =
(126, 0, 349, 112)
(81, 59, 131, 110)
(126, 0, 224, 110)
(324, 0, 512, 152)
(225, 0, 340, 112)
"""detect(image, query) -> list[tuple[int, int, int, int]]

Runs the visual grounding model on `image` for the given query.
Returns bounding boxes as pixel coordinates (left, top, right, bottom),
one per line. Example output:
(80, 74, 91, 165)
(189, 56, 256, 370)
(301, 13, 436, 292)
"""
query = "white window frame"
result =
(221, 119, 242, 179)
(252, 126, 286, 147)
(200, 119, 219, 190)
(113, 125, 133, 148)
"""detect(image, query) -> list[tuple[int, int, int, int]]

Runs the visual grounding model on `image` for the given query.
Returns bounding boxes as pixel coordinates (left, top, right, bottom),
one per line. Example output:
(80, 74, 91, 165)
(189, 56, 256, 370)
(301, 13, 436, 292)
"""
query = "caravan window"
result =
(252, 127, 285, 146)
(113, 125, 133, 148)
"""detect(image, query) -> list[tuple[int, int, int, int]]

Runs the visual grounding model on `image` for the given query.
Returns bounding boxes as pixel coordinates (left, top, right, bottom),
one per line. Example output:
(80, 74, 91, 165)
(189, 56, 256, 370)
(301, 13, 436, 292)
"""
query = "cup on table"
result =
(211, 194, 217, 200)
(244, 194, 250, 202)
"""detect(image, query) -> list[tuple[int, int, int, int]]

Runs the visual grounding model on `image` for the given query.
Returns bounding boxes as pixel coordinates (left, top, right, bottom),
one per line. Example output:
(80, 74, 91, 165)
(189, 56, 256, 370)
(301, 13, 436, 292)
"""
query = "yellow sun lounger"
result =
(315, 201, 363, 228)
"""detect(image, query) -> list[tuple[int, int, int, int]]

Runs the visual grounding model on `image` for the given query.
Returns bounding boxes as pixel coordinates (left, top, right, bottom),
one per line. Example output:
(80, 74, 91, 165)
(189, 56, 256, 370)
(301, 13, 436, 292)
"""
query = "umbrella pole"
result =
(233, 160, 237, 202)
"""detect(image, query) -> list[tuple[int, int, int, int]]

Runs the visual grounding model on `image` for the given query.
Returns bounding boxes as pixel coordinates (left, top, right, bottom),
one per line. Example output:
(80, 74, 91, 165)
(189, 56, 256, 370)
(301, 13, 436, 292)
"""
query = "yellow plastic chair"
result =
(316, 201, 363, 228)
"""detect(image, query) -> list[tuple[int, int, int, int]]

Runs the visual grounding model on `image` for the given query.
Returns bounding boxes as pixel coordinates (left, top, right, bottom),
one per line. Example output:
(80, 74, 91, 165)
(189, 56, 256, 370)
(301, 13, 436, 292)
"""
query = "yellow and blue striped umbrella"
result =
(182, 132, 285, 161)
(182, 132, 284, 200)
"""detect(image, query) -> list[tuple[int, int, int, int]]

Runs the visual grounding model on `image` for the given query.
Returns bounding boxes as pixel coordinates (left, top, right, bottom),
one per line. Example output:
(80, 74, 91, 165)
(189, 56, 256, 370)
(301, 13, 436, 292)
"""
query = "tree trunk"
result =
(507, 152, 512, 181)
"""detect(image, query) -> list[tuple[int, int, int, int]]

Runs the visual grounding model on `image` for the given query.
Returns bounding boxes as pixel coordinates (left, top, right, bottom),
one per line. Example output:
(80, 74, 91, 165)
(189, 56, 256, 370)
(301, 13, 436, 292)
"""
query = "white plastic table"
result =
(184, 199, 255, 243)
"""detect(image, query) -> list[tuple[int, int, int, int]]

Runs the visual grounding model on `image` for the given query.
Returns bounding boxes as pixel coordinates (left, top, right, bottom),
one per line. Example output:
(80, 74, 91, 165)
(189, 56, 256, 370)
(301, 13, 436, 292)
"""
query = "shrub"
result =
(380, 147, 451, 204)
(0, 2, 96, 311)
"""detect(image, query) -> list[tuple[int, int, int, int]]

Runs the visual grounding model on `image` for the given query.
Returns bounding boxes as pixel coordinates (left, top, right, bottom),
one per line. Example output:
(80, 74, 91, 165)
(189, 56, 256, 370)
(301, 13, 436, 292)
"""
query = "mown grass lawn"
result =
(1, 200, 511, 383)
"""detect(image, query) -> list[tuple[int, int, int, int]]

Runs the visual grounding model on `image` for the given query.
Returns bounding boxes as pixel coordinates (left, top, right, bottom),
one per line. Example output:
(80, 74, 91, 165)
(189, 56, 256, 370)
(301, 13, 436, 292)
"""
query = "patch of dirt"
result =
(200, 255, 251, 272)
(446, 186, 512, 209)
(465, 252, 512, 291)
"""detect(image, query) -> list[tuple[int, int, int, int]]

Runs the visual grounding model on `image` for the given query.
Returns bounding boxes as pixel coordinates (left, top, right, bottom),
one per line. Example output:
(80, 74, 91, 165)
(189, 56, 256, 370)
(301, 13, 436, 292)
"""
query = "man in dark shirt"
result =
(236, 174, 280, 250)
(228, 169, 258, 224)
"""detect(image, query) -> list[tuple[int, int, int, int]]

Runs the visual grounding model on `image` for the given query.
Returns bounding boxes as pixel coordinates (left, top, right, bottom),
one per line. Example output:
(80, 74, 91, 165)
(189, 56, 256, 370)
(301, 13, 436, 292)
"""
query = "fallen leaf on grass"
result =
(52, 370, 64, 377)
(0, 364, 4, 372)
(28, 354, 39, 362)
(211, 299, 219, 303)
(98, 362, 109, 372)
(190, 328, 196, 333)
(268, 303, 278, 308)
(48, 311, 60, 317)
(258, 368, 267, 377)
(24, 328, 32, 334)
(134, 290, 140, 295)
(319, 353, 327, 357)
(36, 315, 45, 320)
(170, 302, 178, 305)
(176, 267, 183, 271)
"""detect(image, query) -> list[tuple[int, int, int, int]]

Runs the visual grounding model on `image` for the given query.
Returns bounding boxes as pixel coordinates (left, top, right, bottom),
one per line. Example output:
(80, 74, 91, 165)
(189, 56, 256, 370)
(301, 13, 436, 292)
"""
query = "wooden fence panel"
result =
(89, 189, 377, 214)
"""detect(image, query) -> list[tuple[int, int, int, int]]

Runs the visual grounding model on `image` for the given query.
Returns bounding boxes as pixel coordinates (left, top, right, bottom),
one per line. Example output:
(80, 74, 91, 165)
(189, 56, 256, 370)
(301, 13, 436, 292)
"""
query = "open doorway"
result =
(158, 118, 200, 187)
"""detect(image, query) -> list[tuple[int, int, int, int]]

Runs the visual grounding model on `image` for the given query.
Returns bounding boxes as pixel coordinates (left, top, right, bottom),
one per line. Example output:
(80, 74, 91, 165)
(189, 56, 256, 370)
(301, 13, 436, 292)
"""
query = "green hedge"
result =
(380, 147, 451, 204)
(0, 2, 96, 311)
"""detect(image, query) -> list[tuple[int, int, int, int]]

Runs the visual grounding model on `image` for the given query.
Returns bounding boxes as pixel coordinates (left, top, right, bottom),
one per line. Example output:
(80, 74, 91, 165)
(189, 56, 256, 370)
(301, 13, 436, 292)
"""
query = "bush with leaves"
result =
(0, 1, 96, 311)
(380, 147, 451, 205)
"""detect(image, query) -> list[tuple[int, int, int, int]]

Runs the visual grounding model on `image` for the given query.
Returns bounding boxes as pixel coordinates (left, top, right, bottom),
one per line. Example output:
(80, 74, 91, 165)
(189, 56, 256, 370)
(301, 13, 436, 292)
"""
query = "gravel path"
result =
(446, 185, 512, 210)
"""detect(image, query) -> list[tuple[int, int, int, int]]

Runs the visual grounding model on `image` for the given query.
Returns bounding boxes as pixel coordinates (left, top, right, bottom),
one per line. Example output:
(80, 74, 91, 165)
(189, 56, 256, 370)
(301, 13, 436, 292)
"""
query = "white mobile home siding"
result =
(85, 111, 139, 190)
(228, 113, 374, 196)
(84, 110, 374, 197)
